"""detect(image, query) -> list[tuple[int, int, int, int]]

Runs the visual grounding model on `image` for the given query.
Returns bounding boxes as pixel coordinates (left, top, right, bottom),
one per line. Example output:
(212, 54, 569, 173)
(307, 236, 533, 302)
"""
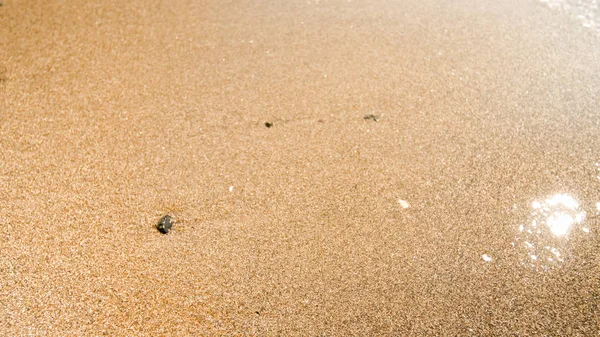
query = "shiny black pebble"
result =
(157, 215, 173, 234)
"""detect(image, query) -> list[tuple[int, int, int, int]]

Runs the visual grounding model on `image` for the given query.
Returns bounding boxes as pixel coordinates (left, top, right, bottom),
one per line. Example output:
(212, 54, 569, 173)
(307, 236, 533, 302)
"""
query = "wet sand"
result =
(1, 0, 600, 335)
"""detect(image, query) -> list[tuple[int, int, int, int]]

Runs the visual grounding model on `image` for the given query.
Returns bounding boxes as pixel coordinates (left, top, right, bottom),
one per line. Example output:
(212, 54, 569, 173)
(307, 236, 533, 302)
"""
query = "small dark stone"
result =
(157, 215, 173, 234)
(265, 122, 273, 128)
(363, 114, 379, 122)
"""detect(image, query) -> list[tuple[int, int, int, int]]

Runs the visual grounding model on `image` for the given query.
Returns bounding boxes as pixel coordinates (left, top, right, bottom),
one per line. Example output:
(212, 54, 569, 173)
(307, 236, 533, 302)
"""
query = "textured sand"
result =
(1, 0, 600, 335)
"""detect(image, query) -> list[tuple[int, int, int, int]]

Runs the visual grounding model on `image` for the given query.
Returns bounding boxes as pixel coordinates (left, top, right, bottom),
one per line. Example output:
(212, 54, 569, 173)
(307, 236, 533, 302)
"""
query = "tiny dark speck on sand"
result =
(265, 122, 273, 128)
(364, 114, 379, 121)
(157, 215, 174, 234)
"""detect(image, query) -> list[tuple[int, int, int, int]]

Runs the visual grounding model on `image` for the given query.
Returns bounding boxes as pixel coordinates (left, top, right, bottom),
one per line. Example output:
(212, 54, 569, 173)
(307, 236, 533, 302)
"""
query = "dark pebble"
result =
(265, 122, 273, 128)
(157, 215, 173, 234)
(363, 114, 379, 122)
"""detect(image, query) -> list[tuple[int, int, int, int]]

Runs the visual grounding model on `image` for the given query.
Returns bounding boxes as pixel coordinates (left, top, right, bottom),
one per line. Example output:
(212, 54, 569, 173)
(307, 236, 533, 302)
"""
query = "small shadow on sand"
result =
(0, 66, 7, 82)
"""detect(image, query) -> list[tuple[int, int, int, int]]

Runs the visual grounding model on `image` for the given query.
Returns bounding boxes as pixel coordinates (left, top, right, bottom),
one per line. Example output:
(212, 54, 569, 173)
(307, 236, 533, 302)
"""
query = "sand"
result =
(1, 0, 600, 335)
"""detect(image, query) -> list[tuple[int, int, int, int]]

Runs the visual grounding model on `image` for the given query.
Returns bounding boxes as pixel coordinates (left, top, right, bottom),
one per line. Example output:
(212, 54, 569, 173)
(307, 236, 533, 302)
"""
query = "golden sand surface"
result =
(1, 0, 600, 335)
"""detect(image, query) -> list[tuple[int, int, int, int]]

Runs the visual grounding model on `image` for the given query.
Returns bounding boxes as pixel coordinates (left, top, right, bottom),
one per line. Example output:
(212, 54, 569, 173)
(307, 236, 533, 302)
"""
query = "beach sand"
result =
(1, 0, 599, 335)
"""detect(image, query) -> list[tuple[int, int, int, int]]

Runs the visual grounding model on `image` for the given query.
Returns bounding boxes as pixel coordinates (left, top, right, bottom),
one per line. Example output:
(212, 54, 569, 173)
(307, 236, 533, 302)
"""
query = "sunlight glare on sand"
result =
(546, 212, 575, 236)
(538, 0, 600, 32)
(531, 194, 586, 237)
(543, 194, 584, 236)
(513, 193, 589, 271)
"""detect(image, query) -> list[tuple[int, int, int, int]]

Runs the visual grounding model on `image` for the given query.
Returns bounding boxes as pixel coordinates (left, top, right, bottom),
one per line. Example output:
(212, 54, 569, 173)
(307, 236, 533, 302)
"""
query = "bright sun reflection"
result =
(545, 194, 579, 210)
(535, 194, 586, 237)
(546, 213, 574, 236)
(513, 193, 590, 271)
